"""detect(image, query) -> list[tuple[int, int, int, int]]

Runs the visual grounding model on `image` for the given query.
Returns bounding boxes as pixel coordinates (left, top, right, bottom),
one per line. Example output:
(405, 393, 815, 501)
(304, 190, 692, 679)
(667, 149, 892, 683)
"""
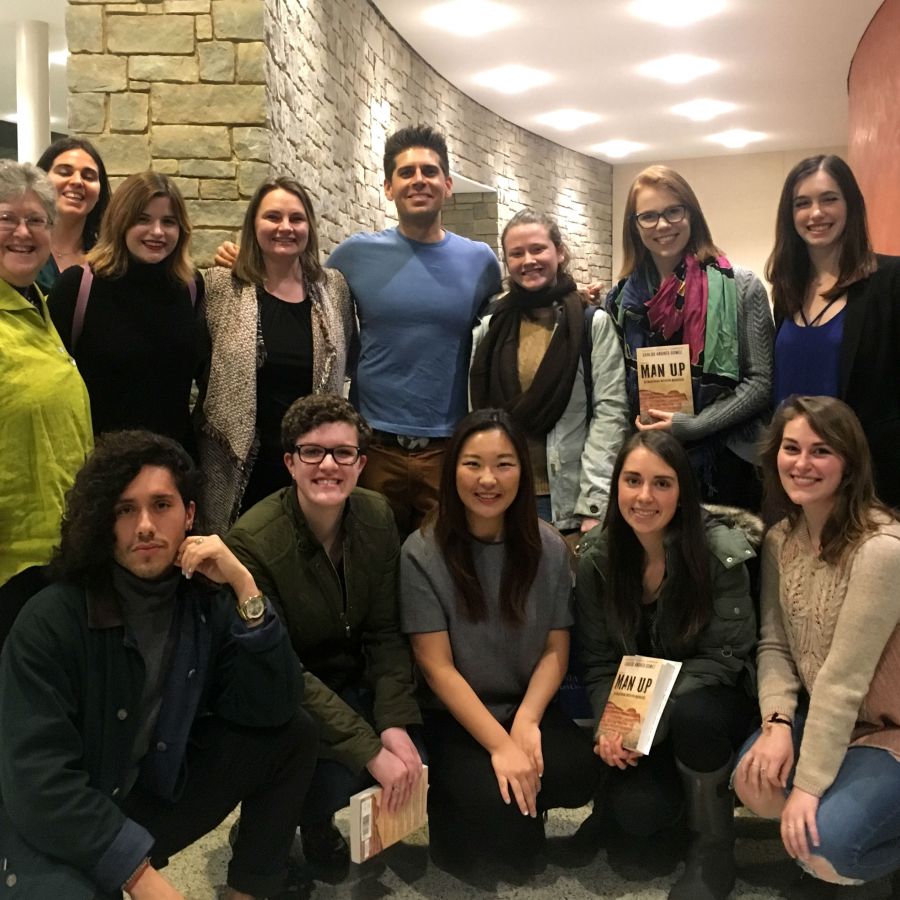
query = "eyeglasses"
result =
(0, 212, 51, 233)
(293, 444, 361, 465)
(632, 205, 687, 229)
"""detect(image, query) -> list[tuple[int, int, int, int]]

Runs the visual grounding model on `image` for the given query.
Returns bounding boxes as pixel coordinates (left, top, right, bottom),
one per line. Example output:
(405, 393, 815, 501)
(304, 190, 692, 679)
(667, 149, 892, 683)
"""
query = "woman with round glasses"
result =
(606, 165, 774, 508)
(226, 393, 423, 877)
(0, 161, 92, 647)
(766, 155, 900, 508)
(198, 176, 355, 534)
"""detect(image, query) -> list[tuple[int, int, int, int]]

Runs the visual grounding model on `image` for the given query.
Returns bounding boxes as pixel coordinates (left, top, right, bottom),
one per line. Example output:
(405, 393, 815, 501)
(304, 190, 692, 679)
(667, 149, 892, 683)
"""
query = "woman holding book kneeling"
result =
(576, 431, 758, 900)
(734, 396, 900, 887)
(400, 409, 596, 882)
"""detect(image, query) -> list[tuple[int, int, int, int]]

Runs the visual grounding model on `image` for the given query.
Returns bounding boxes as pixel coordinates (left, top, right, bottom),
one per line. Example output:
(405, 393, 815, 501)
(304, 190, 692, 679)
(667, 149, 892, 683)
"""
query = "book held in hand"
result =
(349, 765, 428, 864)
(636, 344, 694, 425)
(597, 655, 682, 755)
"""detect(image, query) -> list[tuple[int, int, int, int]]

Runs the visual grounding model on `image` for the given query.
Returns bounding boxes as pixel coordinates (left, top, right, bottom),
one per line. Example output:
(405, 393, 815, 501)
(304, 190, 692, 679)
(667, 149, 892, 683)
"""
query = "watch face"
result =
(241, 595, 266, 620)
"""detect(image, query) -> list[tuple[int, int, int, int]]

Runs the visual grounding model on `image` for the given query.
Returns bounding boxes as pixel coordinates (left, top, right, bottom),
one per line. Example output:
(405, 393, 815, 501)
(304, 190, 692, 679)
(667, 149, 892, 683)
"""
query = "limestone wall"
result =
(66, 0, 612, 280)
(66, 0, 271, 262)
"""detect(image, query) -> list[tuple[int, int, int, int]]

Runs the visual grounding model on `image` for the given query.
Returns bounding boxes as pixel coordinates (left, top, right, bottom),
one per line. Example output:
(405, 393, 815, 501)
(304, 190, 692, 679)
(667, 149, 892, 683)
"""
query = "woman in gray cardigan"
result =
(197, 176, 356, 533)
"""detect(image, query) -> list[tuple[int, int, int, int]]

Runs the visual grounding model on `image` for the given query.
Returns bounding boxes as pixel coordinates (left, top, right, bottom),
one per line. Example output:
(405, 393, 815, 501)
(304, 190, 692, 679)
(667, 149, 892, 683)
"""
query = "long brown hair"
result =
(765, 155, 877, 321)
(602, 431, 713, 650)
(87, 171, 194, 284)
(758, 395, 893, 564)
(619, 165, 721, 280)
(433, 409, 541, 624)
(233, 176, 323, 286)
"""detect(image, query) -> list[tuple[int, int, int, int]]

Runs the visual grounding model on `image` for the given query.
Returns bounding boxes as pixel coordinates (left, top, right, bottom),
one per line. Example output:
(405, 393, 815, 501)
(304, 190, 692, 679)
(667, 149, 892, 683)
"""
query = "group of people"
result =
(1, 121, 899, 900)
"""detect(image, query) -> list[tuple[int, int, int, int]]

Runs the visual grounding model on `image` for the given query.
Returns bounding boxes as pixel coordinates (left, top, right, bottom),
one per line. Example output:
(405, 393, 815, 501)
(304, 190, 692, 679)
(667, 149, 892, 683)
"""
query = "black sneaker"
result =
(299, 820, 350, 880)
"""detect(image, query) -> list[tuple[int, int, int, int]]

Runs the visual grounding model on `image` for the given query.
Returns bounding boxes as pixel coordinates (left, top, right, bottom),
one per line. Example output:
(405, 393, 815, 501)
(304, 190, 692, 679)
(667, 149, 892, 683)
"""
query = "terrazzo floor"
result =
(162, 806, 897, 899)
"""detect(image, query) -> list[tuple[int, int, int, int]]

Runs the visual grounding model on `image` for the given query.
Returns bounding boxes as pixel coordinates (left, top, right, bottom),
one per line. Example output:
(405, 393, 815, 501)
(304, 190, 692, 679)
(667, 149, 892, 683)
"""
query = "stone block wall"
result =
(264, 0, 612, 283)
(65, 0, 613, 279)
(65, 0, 271, 262)
(442, 193, 500, 256)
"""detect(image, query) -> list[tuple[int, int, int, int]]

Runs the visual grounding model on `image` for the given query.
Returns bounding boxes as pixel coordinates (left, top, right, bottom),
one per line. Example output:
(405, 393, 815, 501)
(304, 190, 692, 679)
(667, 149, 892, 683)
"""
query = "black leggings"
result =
(603, 684, 757, 837)
(424, 704, 597, 869)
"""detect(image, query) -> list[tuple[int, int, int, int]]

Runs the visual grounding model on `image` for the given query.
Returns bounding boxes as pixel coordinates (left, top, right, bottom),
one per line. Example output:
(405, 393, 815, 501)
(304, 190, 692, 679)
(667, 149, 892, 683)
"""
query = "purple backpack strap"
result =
(72, 263, 93, 351)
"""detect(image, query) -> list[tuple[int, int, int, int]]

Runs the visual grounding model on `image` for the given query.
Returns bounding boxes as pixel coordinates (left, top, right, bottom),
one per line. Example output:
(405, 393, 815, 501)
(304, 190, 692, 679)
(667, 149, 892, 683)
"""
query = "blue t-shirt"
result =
(327, 228, 501, 436)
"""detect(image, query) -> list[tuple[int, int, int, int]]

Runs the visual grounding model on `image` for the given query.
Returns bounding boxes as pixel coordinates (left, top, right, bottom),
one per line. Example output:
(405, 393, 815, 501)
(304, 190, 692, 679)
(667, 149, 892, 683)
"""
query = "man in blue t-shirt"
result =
(327, 125, 502, 534)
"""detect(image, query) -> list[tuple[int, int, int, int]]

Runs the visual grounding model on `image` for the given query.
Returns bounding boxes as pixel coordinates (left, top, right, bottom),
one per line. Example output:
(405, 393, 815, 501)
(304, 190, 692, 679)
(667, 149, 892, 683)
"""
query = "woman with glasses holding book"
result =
(767, 155, 900, 508)
(576, 430, 758, 900)
(0, 161, 92, 646)
(226, 393, 423, 879)
(198, 176, 355, 533)
(605, 165, 773, 509)
(400, 408, 596, 884)
(734, 395, 900, 887)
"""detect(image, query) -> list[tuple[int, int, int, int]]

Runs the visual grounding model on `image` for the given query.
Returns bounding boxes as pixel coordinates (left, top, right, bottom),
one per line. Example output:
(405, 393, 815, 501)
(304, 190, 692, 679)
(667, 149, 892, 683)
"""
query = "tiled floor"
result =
(162, 806, 896, 899)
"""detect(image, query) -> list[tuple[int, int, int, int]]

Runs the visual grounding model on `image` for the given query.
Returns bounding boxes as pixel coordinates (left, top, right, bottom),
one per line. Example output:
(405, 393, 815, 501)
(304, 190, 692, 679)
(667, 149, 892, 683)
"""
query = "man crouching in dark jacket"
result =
(0, 430, 317, 900)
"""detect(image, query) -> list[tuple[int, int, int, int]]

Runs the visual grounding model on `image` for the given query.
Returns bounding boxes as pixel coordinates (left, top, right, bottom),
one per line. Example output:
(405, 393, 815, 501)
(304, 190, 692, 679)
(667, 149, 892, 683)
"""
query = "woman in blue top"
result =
(766, 154, 900, 508)
(606, 166, 773, 510)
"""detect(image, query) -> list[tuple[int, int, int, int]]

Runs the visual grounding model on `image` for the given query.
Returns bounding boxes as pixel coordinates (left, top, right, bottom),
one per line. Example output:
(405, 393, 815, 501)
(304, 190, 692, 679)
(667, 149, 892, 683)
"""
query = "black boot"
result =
(668, 758, 736, 900)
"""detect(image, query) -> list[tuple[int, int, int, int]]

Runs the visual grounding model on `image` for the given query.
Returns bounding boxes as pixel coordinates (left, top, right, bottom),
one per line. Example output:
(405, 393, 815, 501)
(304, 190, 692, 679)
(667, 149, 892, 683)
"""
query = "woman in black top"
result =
(198, 176, 355, 533)
(48, 171, 204, 454)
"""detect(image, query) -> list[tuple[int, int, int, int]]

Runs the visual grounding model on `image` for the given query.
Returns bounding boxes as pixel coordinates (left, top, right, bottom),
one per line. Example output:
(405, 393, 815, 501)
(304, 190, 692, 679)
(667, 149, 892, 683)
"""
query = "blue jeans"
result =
(737, 700, 900, 882)
(535, 494, 553, 523)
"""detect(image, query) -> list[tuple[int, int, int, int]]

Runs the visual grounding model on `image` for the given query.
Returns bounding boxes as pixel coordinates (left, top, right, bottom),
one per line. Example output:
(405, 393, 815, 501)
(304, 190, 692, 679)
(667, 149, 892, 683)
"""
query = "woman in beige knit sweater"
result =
(735, 395, 900, 886)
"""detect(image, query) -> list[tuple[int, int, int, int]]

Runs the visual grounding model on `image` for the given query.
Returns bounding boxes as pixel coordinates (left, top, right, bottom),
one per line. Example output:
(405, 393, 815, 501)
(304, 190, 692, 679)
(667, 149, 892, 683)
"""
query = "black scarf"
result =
(470, 274, 584, 436)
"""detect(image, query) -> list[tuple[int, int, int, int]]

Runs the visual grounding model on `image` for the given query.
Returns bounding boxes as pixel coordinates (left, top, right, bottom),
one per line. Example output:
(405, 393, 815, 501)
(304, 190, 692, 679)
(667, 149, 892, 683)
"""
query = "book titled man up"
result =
(636, 344, 694, 425)
(349, 766, 428, 864)
(597, 656, 682, 755)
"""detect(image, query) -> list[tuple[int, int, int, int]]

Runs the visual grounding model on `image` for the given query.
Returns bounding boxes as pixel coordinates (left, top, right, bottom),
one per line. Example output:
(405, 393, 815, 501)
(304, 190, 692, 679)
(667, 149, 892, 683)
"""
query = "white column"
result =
(16, 20, 51, 163)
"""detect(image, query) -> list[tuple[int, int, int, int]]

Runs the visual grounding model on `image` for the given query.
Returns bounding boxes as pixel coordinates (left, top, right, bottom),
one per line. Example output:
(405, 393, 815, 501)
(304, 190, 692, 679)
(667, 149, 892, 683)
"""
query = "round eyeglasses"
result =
(632, 204, 687, 229)
(0, 213, 50, 233)
(293, 444, 361, 465)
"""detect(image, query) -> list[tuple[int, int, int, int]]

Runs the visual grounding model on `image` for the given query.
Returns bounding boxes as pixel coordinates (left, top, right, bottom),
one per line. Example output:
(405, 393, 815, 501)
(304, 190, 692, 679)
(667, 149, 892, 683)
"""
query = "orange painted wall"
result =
(848, 0, 900, 254)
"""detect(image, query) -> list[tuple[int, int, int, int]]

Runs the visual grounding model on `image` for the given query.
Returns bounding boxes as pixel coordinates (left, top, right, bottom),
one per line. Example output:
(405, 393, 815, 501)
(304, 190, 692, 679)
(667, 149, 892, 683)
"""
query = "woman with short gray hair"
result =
(0, 160, 93, 648)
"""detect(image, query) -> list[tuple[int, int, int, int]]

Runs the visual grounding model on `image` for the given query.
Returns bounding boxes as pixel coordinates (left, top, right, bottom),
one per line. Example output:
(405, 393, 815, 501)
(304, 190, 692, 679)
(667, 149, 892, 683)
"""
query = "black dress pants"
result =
(423, 703, 597, 871)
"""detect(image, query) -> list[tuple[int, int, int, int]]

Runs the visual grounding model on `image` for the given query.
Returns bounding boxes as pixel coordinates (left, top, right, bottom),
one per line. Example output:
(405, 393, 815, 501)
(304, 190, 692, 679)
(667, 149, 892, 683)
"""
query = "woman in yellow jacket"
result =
(0, 161, 92, 647)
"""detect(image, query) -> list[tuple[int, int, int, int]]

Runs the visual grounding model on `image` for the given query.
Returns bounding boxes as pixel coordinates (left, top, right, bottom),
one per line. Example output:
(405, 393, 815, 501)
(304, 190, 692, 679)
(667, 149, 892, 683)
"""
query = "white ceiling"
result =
(371, 0, 883, 163)
(0, 0, 883, 162)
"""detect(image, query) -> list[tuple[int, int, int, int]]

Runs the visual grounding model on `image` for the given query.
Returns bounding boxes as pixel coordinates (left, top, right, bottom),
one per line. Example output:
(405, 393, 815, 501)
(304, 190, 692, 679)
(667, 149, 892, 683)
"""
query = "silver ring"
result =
(192, 537, 204, 544)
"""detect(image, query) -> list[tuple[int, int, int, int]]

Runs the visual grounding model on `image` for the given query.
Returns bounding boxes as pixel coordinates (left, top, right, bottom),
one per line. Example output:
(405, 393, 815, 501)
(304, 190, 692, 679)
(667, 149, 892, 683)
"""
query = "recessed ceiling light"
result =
(708, 128, 765, 148)
(629, 0, 726, 28)
(590, 140, 648, 159)
(422, 1, 518, 37)
(535, 109, 601, 131)
(671, 98, 735, 121)
(638, 54, 719, 84)
(473, 64, 552, 95)
(49, 50, 69, 66)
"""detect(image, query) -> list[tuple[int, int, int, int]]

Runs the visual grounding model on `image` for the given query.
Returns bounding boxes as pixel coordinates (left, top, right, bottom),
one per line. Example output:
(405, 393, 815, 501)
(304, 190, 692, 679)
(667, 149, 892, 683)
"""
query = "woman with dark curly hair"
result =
(34, 137, 111, 293)
(766, 154, 900, 508)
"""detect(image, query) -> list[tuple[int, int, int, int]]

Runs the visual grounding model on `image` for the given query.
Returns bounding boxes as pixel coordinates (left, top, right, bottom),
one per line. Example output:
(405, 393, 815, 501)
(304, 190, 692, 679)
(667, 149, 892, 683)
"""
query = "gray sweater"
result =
(400, 522, 573, 722)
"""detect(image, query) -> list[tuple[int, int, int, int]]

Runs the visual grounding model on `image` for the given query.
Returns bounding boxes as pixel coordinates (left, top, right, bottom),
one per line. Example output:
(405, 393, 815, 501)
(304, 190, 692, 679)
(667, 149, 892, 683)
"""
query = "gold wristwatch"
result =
(237, 593, 266, 622)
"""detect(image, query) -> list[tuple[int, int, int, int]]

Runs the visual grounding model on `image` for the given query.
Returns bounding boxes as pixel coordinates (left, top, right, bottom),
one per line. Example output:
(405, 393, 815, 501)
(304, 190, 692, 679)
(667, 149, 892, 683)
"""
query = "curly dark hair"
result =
(383, 124, 450, 180)
(50, 430, 201, 587)
(280, 393, 372, 454)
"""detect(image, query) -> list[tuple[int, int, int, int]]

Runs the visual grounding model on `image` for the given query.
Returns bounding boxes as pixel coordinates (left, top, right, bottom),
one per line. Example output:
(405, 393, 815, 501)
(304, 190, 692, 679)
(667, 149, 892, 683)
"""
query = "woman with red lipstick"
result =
(767, 155, 900, 508)
(401, 408, 596, 883)
(606, 166, 774, 510)
(735, 395, 900, 888)
(576, 430, 758, 900)
(471, 209, 629, 533)
(198, 176, 355, 533)
(48, 171, 204, 456)
(35, 137, 111, 294)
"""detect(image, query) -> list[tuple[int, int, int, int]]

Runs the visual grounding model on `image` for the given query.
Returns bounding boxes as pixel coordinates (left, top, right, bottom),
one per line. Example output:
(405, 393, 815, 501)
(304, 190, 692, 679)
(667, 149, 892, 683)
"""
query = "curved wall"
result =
(848, 0, 900, 254)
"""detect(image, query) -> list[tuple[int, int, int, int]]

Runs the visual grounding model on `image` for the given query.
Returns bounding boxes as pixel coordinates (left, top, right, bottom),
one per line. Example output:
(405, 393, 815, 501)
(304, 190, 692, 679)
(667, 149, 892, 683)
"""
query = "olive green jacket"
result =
(227, 487, 421, 771)
(575, 515, 758, 740)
